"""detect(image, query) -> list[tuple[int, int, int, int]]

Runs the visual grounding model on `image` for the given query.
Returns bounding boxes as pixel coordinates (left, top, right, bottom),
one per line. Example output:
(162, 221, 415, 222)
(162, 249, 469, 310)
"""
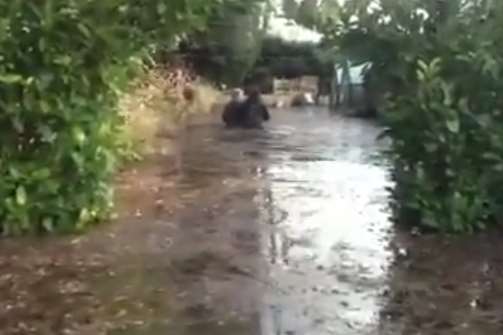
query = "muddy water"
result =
(160, 107, 503, 335)
(154, 107, 395, 335)
(254, 112, 392, 335)
(2, 107, 503, 335)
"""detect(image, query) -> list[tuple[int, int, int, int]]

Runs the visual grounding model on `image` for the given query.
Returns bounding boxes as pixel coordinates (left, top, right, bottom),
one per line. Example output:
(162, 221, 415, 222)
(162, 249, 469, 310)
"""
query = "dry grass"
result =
(118, 67, 223, 156)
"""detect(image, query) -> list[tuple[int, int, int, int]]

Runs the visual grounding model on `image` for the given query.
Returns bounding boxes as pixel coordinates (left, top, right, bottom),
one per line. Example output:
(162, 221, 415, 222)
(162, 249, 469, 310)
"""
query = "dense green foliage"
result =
(180, 0, 272, 86)
(254, 37, 326, 78)
(319, 0, 503, 232)
(0, 0, 224, 235)
(181, 0, 330, 87)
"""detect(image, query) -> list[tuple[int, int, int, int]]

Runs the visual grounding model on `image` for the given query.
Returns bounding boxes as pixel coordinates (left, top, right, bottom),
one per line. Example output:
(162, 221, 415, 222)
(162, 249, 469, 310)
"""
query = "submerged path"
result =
(1, 107, 503, 335)
(156, 107, 394, 335)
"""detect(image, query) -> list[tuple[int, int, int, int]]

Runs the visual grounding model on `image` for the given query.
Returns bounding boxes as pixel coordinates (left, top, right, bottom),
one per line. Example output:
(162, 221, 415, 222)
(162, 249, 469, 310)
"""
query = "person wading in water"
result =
(222, 87, 270, 129)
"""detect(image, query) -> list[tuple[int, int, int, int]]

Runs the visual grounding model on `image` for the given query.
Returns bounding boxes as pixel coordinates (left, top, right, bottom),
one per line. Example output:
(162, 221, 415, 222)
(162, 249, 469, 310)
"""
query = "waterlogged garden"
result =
(1, 1, 503, 334)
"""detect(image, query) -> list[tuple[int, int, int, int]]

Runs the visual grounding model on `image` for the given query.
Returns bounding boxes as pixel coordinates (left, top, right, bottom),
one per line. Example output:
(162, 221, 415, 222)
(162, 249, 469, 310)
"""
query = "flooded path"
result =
(252, 111, 392, 335)
(2, 107, 503, 335)
(156, 107, 395, 335)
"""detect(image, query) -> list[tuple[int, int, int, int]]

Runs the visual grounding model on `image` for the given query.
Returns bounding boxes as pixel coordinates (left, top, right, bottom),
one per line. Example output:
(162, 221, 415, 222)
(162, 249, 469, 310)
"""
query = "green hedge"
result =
(0, 0, 218, 235)
(327, 0, 503, 232)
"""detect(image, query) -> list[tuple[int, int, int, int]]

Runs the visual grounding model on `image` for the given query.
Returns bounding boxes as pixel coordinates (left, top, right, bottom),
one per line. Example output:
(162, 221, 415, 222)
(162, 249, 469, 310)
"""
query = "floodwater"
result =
(1, 107, 503, 335)
(172, 107, 393, 335)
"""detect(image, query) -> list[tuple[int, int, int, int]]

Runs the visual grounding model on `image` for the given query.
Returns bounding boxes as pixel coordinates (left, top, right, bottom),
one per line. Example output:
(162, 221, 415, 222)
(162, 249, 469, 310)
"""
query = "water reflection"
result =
(253, 109, 394, 335)
(138, 107, 503, 335)
(119, 108, 396, 335)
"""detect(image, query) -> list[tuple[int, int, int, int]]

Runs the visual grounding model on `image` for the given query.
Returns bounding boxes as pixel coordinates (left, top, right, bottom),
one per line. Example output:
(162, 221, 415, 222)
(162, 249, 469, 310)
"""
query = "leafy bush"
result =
(321, 0, 503, 232)
(385, 58, 503, 232)
(0, 0, 219, 235)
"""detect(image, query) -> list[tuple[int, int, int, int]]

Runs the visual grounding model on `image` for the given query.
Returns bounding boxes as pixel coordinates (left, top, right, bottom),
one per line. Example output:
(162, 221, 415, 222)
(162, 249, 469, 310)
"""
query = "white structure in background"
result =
(267, 0, 322, 42)
(336, 63, 367, 86)
(336, 62, 368, 105)
(334, 61, 376, 116)
(268, 17, 322, 42)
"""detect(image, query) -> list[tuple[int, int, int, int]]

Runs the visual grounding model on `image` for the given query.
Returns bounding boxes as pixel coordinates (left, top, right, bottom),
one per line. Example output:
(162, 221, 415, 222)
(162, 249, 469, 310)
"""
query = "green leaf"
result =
(417, 60, 428, 71)
(71, 152, 85, 170)
(416, 69, 425, 81)
(77, 23, 91, 39)
(16, 186, 27, 206)
(32, 168, 51, 180)
(79, 208, 91, 222)
(456, 97, 469, 112)
(42, 217, 54, 232)
(430, 57, 442, 71)
(9, 167, 21, 179)
(157, 3, 167, 15)
(72, 127, 86, 146)
(54, 55, 72, 67)
(39, 125, 57, 143)
(40, 100, 50, 114)
(0, 74, 23, 84)
(446, 114, 460, 133)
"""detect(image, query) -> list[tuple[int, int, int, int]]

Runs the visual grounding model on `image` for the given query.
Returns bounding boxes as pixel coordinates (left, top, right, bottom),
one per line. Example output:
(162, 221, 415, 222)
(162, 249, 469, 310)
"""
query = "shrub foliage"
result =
(321, 0, 503, 232)
(0, 0, 222, 235)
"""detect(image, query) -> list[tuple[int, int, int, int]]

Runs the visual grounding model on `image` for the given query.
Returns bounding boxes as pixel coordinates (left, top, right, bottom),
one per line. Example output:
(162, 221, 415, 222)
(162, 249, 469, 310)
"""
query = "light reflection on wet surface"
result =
(251, 109, 393, 335)
(107, 107, 503, 335)
(174, 107, 394, 334)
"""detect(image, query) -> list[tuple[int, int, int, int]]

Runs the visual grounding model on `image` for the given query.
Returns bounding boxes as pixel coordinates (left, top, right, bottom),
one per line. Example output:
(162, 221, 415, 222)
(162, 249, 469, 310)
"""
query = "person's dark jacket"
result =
(222, 90, 270, 129)
(222, 100, 242, 127)
(233, 94, 270, 129)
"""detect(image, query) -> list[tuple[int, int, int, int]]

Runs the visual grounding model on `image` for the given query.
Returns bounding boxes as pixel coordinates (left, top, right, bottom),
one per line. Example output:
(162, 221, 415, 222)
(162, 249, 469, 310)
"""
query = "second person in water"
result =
(222, 87, 270, 129)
